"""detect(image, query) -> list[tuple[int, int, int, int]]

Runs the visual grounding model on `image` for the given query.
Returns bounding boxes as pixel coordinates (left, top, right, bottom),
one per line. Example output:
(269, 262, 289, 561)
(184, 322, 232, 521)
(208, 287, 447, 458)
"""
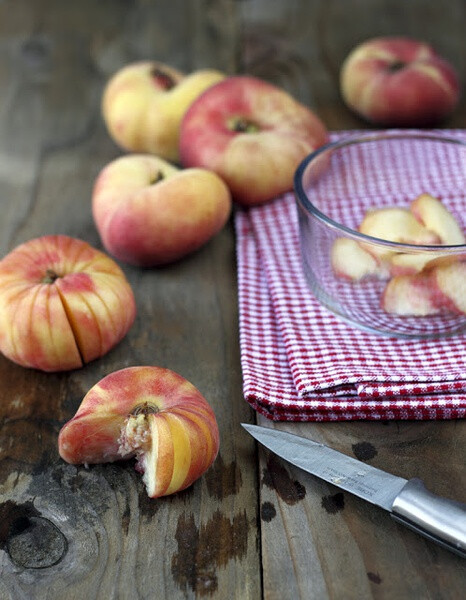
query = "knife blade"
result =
(242, 423, 466, 558)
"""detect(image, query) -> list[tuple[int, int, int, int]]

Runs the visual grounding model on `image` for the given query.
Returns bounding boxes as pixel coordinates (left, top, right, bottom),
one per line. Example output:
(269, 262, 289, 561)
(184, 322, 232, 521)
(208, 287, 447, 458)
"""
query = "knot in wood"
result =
(0, 500, 67, 569)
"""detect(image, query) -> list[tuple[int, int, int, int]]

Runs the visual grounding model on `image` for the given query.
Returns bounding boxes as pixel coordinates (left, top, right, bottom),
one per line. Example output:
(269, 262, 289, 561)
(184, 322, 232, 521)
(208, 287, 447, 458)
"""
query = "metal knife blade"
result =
(242, 423, 466, 558)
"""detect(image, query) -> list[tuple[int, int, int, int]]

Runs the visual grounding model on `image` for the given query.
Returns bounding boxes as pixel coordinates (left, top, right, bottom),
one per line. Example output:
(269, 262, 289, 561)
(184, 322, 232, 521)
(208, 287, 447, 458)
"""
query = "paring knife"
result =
(242, 423, 466, 558)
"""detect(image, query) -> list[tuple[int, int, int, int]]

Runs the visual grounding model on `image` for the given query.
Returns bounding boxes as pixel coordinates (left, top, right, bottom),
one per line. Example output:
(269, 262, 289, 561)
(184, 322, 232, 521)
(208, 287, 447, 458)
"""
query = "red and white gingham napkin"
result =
(235, 130, 466, 421)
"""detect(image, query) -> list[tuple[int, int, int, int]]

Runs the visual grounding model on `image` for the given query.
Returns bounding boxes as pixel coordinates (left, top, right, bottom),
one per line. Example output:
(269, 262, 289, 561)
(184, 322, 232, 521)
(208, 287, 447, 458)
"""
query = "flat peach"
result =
(340, 37, 460, 126)
(58, 366, 220, 498)
(179, 76, 328, 206)
(102, 61, 225, 162)
(92, 154, 232, 266)
(0, 235, 136, 371)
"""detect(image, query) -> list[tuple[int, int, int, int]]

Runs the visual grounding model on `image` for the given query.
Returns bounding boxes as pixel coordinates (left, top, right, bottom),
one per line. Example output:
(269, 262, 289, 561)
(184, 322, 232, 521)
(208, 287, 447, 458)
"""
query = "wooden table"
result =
(1, 1, 465, 598)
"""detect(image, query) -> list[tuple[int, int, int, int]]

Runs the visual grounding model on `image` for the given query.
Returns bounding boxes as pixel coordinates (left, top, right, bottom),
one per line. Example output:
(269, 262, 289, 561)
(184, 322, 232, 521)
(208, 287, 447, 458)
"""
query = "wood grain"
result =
(0, 0, 465, 599)
(257, 419, 466, 600)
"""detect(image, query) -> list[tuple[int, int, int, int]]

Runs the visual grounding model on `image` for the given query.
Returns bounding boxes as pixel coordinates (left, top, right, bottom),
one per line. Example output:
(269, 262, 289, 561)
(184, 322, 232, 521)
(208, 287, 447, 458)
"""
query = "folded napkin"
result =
(235, 130, 466, 421)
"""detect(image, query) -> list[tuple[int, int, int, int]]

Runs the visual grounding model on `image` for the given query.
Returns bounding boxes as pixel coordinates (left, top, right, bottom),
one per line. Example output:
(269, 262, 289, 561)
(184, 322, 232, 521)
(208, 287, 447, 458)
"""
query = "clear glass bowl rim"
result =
(293, 131, 466, 253)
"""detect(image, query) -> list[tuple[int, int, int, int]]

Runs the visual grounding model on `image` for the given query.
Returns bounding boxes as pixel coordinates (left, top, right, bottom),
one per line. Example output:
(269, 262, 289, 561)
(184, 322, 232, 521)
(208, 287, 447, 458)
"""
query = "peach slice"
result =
(434, 261, 466, 314)
(382, 260, 466, 316)
(58, 366, 220, 498)
(410, 193, 465, 245)
(0, 235, 136, 371)
(388, 196, 464, 275)
(359, 207, 441, 245)
(359, 207, 441, 262)
(386, 195, 464, 275)
(331, 238, 389, 281)
(381, 271, 440, 316)
(388, 252, 441, 276)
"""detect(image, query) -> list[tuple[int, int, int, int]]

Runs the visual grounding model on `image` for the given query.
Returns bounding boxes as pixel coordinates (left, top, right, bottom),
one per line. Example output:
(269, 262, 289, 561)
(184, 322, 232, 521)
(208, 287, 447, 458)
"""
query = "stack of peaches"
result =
(0, 36, 461, 498)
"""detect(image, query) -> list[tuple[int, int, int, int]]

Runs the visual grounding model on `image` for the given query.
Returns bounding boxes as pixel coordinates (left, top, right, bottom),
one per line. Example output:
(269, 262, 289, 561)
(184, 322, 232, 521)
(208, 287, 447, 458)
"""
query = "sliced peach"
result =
(410, 193, 465, 245)
(381, 271, 440, 316)
(359, 206, 441, 265)
(58, 366, 220, 498)
(331, 238, 390, 281)
(382, 260, 466, 316)
(360, 207, 440, 244)
(434, 261, 466, 314)
(388, 252, 443, 276)
(0, 235, 136, 371)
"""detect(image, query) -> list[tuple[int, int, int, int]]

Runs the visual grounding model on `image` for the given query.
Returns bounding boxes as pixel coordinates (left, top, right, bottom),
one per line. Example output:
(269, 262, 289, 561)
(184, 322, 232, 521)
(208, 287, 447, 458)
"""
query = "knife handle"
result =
(391, 478, 466, 558)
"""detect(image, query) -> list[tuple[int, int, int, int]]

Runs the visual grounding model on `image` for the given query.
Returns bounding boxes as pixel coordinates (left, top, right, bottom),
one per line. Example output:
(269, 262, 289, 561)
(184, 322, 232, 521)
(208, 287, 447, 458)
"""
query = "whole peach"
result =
(92, 154, 232, 266)
(102, 61, 225, 162)
(340, 37, 460, 126)
(0, 235, 136, 371)
(179, 75, 328, 206)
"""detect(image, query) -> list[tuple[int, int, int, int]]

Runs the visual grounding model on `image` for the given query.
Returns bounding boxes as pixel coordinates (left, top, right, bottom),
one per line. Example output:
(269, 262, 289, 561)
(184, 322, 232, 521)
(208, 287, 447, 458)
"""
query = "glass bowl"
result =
(294, 132, 466, 339)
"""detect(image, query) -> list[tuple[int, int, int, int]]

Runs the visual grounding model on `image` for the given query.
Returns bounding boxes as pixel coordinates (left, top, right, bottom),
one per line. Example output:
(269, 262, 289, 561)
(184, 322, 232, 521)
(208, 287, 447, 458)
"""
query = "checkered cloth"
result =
(235, 130, 466, 421)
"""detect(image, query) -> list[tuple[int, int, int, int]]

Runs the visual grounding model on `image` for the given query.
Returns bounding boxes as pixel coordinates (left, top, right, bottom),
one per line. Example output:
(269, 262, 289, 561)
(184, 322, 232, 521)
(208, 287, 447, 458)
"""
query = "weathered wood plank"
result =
(256, 418, 466, 600)
(0, 1, 260, 599)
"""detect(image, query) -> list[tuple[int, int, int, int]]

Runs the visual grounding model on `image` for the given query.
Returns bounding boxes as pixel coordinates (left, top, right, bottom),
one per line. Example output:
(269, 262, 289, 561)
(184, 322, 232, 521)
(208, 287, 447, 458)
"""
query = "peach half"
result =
(58, 366, 220, 498)
(0, 235, 136, 372)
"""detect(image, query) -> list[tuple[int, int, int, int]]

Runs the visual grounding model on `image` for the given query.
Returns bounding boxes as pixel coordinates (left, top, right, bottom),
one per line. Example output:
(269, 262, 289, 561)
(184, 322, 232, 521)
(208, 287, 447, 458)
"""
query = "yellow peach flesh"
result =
(410, 193, 465, 245)
(331, 238, 389, 281)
